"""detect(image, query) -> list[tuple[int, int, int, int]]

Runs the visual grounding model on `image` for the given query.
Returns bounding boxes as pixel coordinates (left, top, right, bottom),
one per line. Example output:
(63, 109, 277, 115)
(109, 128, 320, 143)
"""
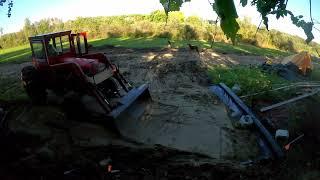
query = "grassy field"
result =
(0, 44, 32, 64)
(0, 37, 291, 64)
(92, 37, 291, 57)
(0, 37, 293, 102)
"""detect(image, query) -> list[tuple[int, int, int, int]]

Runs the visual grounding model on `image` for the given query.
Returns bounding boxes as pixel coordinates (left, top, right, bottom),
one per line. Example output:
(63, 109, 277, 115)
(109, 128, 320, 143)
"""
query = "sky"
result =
(0, 0, 319, 43)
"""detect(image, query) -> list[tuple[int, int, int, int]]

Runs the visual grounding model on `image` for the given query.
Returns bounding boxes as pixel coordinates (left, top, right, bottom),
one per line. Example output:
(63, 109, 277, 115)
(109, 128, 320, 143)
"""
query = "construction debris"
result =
(281, 51, 313, 75)
(240, 82, 320, 99)
(209, 85, 242, 118)
(284, 134, 304, 151)
(262, 51, 313, 80)
(260, 88, 320, 112)
(209, 83, 284, 159)
(231, 84, 241, 94)
(275, 129, 289, 142)
(238, 115, 254, 127)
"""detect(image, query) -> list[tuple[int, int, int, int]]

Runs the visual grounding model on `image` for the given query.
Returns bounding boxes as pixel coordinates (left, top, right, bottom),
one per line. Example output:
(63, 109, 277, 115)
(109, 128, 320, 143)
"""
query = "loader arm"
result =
(50, 62, 113, 112)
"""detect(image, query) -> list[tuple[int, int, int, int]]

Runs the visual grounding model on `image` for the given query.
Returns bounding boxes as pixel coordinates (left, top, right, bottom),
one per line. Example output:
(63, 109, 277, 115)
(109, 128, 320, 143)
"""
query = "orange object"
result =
(281, 51, 313, 75)
(284, 144, 290, 151)
(107, 165, 112, 172)
(284, 134, 304, 151)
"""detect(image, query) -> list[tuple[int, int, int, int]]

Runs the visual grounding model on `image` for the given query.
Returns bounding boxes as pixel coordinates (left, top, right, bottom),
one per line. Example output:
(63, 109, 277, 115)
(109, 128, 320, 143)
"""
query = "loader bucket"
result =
(108, 84, 152, 121)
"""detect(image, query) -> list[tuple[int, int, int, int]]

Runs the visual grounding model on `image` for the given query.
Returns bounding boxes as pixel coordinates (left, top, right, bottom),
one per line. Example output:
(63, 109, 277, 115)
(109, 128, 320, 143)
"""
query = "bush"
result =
(0, 12, 319, 55)
(207, 65, 287, 96)
(183, 24, 198, 40)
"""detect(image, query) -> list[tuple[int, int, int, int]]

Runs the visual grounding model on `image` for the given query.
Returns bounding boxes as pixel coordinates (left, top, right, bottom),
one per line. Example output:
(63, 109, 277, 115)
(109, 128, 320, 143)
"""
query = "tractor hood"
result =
(61, 57, 106, 76)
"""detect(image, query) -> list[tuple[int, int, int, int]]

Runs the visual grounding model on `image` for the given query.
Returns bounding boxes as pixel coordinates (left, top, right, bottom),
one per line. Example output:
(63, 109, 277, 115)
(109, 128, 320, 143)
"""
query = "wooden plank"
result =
(240, 83, 320, 99)
(260, 89, 320, 112)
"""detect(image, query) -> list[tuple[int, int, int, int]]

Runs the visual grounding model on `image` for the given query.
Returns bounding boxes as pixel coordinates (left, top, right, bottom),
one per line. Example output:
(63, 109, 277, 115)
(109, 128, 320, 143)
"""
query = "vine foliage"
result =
(160, 0, 315, 43)
(160, 0, 190, 15)
(0, 0, 13, 17)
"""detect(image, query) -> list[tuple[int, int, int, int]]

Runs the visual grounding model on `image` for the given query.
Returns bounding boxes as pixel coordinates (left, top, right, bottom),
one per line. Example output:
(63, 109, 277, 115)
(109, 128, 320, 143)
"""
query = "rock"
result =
(231, 84, 241, 94)
(238, 115, 253, 128)
(37, 145, 55, 161)
(275, 129, 289, 146)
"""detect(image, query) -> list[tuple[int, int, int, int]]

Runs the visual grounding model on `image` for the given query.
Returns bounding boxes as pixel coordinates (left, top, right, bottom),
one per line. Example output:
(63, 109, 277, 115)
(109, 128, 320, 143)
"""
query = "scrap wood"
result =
(241, 82, 320, 99)
(272, 81, 320, 87)
(260, 88, 320, 112)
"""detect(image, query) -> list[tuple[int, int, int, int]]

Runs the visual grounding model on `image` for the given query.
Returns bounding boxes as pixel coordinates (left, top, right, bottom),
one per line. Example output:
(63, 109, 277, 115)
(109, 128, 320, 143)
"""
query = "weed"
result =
(207, 65, 288, 97)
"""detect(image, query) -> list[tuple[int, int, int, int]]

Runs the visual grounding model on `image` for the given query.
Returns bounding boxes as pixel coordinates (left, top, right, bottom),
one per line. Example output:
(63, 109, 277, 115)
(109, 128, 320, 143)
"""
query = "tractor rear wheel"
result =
(21, 66, 47, 104)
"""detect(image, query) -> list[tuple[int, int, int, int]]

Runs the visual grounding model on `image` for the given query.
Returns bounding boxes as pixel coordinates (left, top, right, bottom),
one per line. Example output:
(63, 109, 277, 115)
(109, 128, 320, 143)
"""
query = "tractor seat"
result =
(62, 57, 107, 76)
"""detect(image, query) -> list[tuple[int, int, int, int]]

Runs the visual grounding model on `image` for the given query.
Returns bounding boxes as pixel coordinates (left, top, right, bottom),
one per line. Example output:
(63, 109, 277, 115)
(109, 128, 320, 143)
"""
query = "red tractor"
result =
(21, 30, 151, 121)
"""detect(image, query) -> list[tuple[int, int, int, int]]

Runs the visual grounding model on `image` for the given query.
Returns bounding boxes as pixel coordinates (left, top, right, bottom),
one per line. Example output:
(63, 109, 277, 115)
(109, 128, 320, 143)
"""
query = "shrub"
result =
(0, 12, 319, 56)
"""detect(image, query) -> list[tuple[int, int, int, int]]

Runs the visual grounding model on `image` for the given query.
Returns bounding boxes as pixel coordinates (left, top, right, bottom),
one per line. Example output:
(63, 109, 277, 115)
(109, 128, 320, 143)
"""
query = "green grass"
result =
(90, 37, 290, 57)
(0, 44, 32, 64)
(90, 37, 168, 49)
(0, 37, 290, 64)
(207, 65, 288, 97)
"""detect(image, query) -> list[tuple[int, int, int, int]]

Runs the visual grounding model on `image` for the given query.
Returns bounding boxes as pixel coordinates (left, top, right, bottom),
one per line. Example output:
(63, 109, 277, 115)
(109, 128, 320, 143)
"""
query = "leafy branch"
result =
(213, 0, 239, 44)
(160, 0, 316, 44)
(160, 0, 190, 15)
(0, 0, 13, 17)
(287, 11, 314, 43)
(243, 0, 314, 43)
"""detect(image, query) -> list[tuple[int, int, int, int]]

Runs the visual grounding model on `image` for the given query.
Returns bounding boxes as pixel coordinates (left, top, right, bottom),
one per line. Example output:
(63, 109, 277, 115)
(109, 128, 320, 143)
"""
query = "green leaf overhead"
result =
(249, 0, 314, 43)
(240, 0, 248, 7)
(214, 0, 240, 44)
(159, 0, 315, 43)
(288, 11, 314, 43)
(0, 0, 13, 17)
(160, 0, 240, 44)
(160, 0, 190, 15)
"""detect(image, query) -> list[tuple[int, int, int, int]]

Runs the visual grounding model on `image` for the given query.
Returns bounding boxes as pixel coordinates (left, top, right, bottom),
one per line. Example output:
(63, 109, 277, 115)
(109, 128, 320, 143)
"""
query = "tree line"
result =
(0, 10, 319, 55)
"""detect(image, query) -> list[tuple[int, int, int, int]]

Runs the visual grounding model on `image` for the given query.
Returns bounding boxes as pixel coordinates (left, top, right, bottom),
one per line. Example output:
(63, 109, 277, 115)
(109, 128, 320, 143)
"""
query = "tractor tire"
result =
(21, 66, 47, 104)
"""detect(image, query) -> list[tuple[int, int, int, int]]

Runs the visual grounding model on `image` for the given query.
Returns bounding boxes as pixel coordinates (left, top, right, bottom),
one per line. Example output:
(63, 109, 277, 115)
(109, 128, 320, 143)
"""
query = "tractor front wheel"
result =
(21, 66, 47, 104)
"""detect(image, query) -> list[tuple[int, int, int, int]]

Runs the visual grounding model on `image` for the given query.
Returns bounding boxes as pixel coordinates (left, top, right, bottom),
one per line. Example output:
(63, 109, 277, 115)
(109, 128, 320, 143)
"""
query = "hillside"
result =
(0, 10, 319, 56)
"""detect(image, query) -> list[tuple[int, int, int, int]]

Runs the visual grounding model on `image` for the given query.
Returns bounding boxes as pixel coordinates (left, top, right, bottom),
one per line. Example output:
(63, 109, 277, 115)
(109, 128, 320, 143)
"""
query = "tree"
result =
(22, 18, 37, 41)
(159, 0, 315, 44)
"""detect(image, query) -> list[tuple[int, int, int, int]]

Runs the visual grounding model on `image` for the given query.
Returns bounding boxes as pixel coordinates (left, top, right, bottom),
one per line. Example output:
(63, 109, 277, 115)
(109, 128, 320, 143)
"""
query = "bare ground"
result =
(105, 48, 267, 159)
(0, 48, 276, 179)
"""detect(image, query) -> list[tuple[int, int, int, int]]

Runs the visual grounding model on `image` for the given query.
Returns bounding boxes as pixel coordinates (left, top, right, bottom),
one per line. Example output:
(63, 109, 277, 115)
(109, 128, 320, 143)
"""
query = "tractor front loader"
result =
(21, 30, 151, 123)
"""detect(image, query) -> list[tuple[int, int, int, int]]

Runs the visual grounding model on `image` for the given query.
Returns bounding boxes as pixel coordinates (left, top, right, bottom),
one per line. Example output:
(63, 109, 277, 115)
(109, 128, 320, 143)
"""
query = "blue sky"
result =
(0, 0, 319, 42)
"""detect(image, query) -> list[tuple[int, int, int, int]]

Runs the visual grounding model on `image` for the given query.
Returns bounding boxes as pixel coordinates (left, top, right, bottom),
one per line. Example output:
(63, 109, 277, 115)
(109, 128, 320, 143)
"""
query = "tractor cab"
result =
(29, 31, 103, 76)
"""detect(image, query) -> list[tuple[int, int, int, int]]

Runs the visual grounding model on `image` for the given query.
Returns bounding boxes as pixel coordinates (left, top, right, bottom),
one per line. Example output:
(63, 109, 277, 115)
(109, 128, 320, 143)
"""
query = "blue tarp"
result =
(209, 85, 242, 118)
